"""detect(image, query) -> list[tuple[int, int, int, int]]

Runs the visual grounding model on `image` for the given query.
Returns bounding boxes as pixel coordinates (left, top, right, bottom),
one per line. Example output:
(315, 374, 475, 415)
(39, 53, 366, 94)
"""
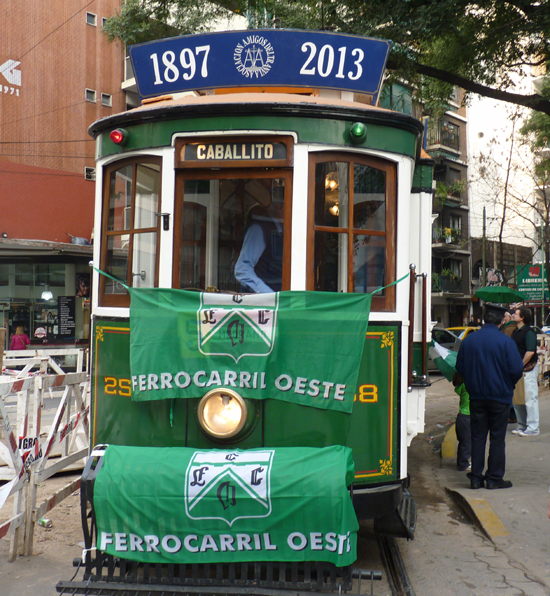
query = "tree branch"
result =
(387, 56, 550, 115)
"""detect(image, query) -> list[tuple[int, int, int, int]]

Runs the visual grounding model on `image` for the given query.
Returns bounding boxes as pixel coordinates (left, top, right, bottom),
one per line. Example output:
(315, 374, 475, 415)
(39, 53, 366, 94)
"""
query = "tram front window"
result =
(178, 177, 286, 293)
(309, 153, 395, 310)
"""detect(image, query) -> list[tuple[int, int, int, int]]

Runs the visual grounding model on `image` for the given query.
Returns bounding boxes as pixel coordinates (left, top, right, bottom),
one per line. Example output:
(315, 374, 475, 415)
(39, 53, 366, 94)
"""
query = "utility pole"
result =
(482, 206, 486, 287)
(542, 221, 545, 326)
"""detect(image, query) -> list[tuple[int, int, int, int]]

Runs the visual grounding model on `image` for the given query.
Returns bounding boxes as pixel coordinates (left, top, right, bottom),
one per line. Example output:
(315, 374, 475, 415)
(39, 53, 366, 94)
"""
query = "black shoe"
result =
(486, 480, 513, 490)
(470, 480, 484, 489)
(508, 417, 517, 424)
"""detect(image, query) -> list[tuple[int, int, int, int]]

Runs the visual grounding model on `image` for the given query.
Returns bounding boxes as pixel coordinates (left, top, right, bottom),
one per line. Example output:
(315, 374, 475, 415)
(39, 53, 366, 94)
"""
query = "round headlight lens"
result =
(198, 389, 247, 439)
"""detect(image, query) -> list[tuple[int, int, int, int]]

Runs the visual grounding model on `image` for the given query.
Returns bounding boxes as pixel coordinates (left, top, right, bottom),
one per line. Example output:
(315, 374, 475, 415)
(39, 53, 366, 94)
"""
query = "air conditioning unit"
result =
(84, 167, 96, 181)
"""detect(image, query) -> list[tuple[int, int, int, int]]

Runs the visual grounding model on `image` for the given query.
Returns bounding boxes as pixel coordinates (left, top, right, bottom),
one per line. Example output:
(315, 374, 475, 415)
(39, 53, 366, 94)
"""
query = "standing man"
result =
(500, 310, 517, 337)
(511, 306, 540, 437)
(456, 304, 524, 489)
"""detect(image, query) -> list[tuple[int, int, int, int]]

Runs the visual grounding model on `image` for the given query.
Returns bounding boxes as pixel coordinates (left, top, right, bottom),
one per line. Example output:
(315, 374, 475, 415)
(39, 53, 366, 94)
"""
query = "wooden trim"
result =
(99, 157, 162, 308)
(306, 151, 397, 311)
(175, 135, 294, 169)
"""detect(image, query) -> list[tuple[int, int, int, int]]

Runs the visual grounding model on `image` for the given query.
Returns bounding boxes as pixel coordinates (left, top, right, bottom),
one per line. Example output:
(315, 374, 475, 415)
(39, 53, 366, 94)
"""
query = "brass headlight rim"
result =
(198, 388, 247, 439)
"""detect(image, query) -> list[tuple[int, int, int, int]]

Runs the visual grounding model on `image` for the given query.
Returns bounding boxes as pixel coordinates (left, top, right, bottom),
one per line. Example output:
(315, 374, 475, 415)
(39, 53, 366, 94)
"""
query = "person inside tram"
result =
(234, 189, 284, 293)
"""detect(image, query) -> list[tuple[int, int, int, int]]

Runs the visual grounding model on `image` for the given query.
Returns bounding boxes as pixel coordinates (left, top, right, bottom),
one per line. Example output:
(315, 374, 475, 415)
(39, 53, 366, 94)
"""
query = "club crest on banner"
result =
(185, 450, 274, 526)
(198, 293, 278, 362)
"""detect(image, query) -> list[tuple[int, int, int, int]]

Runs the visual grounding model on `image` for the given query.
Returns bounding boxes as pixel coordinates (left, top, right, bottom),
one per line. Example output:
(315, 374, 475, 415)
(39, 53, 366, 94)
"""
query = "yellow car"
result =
(447, 326, 481, 340)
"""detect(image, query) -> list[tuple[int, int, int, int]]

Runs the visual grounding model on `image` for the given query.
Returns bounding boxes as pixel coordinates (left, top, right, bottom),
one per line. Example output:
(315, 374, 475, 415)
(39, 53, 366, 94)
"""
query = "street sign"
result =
(516, 264, 550, 302)
(129, 29, 391, 100)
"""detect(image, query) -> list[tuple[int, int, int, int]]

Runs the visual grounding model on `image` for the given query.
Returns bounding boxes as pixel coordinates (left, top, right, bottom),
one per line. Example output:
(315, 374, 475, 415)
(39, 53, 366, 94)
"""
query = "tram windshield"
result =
(177, 176, 286, 294)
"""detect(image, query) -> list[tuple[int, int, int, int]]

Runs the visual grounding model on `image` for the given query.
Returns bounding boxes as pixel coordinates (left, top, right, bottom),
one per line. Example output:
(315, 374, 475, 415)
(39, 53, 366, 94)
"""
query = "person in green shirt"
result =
(452, 371, 471, 472)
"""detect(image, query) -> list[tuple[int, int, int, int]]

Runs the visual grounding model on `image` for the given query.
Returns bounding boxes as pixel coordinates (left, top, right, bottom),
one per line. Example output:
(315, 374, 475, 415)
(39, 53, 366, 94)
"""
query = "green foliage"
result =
(103, 0, 550, 113)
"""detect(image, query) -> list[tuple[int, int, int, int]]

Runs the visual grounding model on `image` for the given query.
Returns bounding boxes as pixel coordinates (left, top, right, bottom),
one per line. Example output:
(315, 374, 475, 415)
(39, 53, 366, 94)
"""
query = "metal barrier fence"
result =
(0, 363, 89, 561)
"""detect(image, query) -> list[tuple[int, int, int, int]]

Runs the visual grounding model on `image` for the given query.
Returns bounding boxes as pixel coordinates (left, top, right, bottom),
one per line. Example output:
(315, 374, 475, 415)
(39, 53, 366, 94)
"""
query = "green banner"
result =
(94, 445, 358, 567)
(128, 289, 371, 413)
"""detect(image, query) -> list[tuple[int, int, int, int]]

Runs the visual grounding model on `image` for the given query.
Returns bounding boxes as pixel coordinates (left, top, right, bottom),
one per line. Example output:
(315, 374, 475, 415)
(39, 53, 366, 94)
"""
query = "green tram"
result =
(59, 30, 433, 595)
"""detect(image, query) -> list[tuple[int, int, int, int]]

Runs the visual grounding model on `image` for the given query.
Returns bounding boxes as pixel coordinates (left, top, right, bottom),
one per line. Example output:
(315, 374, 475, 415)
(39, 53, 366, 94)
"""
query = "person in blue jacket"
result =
(456, 304, 524, 490)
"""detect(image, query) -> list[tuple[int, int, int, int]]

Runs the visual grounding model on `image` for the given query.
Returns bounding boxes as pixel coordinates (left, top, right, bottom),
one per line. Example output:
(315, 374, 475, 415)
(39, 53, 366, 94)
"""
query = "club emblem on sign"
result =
(198, 293, 278, 362)
(185, 450, 274, 526)
(233, 35, 275, 79)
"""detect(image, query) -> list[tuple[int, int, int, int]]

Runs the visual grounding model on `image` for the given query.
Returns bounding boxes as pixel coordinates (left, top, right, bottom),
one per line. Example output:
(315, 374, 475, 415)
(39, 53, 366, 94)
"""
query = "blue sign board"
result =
(129, 29, 391, 100)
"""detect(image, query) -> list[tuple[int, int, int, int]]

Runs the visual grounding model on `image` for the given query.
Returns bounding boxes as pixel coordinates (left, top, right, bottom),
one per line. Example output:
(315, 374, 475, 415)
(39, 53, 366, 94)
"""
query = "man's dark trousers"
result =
(468, 399, 510, 483)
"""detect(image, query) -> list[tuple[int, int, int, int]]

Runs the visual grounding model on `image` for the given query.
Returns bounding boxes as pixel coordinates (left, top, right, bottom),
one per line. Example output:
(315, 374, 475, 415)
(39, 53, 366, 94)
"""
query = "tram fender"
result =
(373, 489, 416, 540)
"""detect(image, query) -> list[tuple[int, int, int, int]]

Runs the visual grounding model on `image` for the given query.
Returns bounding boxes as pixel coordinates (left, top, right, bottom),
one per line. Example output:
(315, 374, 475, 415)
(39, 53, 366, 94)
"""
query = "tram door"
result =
(173, 170, 292, 294)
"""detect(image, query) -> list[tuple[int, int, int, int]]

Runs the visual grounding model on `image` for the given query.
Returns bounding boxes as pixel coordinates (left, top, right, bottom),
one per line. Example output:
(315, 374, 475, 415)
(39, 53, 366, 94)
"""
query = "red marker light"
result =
(110, 128, 128, 145)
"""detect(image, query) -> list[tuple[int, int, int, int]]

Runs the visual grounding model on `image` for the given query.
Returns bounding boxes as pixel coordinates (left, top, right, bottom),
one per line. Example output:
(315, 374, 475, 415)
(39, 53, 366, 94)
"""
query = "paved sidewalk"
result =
(435, 378, 550, 589)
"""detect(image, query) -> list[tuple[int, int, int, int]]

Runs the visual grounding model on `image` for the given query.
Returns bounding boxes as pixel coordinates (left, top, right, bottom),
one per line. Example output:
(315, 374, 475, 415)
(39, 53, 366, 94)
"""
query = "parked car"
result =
(447, 326, 481, 340)
(429, 327, 461, 371)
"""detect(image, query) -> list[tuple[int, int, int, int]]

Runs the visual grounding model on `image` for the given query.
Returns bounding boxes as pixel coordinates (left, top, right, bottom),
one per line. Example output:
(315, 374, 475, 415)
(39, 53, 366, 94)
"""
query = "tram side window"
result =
(176, 177, 287, 293)
(100, 158, 161, 306)
(308, 153, 396, 311)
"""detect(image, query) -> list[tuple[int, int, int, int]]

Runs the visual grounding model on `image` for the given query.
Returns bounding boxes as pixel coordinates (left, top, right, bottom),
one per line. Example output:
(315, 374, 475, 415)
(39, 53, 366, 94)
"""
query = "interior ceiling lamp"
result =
(41, 287, 53, 301)
(325, 172, 339, 191)
(329, 202, 340, 217)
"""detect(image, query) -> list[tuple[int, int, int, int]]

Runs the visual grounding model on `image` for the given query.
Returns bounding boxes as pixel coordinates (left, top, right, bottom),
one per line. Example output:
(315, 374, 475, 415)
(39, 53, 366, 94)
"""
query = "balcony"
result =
(427, 120, 460, 153)
(432, 227, 463, 246)
(432, 273, 466, 295)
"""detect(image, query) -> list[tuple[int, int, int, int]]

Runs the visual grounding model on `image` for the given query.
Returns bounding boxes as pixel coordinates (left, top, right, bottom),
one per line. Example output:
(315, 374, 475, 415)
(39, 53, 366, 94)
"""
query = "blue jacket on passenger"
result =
(455, 324, 524, 403)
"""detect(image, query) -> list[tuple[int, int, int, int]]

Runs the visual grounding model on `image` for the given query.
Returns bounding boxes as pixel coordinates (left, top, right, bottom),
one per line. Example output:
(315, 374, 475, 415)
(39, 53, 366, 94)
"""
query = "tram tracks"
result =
(377, 536, 416, 596)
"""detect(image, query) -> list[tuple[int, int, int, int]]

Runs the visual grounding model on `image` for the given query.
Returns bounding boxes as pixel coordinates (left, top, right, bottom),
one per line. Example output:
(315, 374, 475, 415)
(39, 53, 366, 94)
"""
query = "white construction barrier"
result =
(0, 371, 89, 560)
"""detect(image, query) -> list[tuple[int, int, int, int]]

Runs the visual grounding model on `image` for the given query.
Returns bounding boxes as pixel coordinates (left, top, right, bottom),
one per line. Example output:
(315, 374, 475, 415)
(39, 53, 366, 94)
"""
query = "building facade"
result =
(427, 90, 471, 327)
(0, 0, 126, 350)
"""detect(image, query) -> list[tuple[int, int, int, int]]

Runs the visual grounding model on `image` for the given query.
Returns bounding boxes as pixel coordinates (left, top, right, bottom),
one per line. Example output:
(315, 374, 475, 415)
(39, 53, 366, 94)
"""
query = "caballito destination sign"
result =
(129, 29, 391, 99)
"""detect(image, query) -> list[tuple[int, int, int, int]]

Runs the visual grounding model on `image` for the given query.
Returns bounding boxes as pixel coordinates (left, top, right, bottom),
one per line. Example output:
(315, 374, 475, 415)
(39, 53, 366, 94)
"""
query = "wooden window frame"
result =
(99, 157, 162, 307)
(173, 168, 293, 293)
(306, 152, 396, 311)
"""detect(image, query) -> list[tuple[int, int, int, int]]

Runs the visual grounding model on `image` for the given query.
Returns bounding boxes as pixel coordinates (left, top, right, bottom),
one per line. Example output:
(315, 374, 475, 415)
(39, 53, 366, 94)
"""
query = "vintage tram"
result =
(58, 29, 433, 595)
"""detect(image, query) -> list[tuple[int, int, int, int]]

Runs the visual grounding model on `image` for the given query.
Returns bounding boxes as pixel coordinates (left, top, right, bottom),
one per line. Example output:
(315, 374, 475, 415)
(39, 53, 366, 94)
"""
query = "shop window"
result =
(99, 157, 161, 306)
(15, 264, 33, 286)
(307, 152, 396, 311)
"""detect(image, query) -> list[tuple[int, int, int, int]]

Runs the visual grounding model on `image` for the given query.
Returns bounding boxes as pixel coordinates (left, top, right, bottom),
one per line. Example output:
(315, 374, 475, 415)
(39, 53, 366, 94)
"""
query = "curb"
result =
(445, 487, 510, 541)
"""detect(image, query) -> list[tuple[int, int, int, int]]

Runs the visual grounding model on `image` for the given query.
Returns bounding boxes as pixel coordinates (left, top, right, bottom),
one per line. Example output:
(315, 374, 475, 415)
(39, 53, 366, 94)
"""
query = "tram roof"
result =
(89, 91, 424, 140)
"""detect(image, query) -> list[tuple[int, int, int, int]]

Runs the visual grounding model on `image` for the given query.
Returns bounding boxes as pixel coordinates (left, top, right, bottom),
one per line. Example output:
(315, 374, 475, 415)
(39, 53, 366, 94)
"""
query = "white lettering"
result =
(295, 377, 307, 395)
(239, 371, 252, 388)
(236, 534, 252, 551)
(224, 370, 238, 387)
(144, 535, 160, 553)
(322, 381, 335, 398)
(147, 374, 159, 390)
(200, 534, 219, 552)
(275, 374, 293, 391)
(184, 534, 199, 552)
(100, 532, 113, 550)
(264, 533, 278, 550)
(139, 375, 147, 392)
(175, 371, 191, 388)
(160, 372, 173, 389)
(325, 532, 337, 552)
(197, 145, 206, 159)
(288, 532, 307, 551)
(129, 533, 144, 552)
(206, 370, 222, 387)
(219, 534, 235, 552)
(307, 379, 320, 397)
(194, 371, 207, 387)
(334, 384, 346, 401)
(310, 532, 323, 550)
(115, 532, 128, 551)
(162, 535, 182, 553)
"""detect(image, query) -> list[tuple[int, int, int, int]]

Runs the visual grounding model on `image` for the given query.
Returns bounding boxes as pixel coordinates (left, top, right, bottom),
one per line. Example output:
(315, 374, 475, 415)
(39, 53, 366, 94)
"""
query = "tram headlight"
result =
(198, 389, 247, 439)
